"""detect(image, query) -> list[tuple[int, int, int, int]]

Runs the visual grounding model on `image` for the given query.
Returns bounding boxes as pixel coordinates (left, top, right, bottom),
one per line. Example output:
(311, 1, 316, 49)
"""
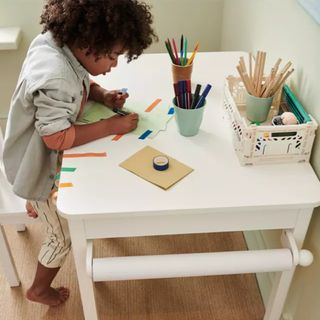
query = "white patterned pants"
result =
(30, 197, 71, 268)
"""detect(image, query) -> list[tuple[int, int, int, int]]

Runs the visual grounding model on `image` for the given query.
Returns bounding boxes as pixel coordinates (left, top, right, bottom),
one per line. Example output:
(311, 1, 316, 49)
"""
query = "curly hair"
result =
(40, 0, 158, 61)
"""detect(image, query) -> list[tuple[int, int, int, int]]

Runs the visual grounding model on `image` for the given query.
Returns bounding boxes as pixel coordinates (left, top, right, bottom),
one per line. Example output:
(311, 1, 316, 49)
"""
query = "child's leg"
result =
(26, 263, 69, 306)
(26, 198, 71, 306)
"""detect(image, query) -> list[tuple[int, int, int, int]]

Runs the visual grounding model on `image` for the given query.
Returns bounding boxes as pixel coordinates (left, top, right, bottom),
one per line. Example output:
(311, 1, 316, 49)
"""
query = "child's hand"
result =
(108, 113, 139, 134)
(26, 201, 38, 218)
(103, 89, 129, 109)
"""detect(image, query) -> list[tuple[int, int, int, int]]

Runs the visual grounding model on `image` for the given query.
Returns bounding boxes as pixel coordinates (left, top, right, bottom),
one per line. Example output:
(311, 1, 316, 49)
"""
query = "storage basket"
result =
(223, 76, 318, 165)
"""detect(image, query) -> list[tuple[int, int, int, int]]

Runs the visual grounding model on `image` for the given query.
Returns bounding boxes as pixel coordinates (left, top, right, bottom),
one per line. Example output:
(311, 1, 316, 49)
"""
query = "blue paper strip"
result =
(168, 107, 175, 114)
(139, 130, 153, 140)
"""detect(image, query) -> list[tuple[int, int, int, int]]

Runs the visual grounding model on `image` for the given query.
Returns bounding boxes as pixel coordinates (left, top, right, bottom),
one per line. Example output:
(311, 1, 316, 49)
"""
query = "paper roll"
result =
(92, 249, 293, 282)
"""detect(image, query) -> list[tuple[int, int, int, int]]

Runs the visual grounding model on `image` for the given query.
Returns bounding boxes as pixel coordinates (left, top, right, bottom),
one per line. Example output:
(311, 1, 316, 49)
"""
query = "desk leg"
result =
(264, 208, 313, 320)
(0, 225, 20, 287)
(68, 220, 98, 320)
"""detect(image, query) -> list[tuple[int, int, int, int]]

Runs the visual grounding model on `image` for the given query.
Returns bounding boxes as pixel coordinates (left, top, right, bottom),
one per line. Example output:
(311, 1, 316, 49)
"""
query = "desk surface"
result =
(57, 52, 320, 218)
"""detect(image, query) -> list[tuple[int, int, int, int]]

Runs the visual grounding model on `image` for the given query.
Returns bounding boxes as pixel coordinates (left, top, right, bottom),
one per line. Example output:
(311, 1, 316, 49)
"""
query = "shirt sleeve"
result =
(42, 126, 76, 150)
(33, 79, 77, 137)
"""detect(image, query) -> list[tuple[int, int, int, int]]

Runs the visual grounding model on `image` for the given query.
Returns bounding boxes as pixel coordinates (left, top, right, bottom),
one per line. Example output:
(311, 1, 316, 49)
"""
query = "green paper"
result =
(76, 100, 173, 138)
(61, 167, 77, 172)
(77, 101, 115, 124)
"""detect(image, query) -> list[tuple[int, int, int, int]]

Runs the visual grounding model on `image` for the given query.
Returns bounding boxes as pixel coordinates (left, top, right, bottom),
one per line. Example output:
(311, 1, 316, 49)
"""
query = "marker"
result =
(186, 80, 191, 108)
(178, 80, 185, 108)
(112, 108, 130, 116)
(118, 88, 128, 95)
(194, 84, 212, 109)
(173, 83, 180, 107)
(113, 88, 130, 115)
(191, 84, 201, 108)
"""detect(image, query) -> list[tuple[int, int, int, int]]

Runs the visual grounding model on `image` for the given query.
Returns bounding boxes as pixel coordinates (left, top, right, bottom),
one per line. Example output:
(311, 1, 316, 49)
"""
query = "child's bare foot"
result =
(26, 286, 70, 306)
(25, 201, 38, 218)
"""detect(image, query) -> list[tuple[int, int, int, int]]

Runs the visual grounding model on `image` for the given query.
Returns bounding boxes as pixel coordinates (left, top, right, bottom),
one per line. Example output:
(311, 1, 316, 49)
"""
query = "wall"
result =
(0, 0, 223, 131)
(0, 0, 43, 129)
(221, 1, 320, 319)
(145, 0, 223, 53)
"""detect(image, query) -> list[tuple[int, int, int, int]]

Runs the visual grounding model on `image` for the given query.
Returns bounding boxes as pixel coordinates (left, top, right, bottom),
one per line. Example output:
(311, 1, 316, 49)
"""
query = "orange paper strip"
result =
(144, 98, 162, 112)
(59, 182, 73, 188)
(63, 152, 107, 158)
(112, 134, 124, 141)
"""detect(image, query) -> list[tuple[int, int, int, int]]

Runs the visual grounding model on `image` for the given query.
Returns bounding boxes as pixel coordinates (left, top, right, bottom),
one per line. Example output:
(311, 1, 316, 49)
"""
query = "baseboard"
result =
(0, 115, 7, 133)
(281, 313, 293, 320)
(243, 230, 275, 307)
(0, 113, 8, 119)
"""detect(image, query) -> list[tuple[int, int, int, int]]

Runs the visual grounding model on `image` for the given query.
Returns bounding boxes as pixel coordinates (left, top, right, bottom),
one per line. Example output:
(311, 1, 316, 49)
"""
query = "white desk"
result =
(57, 52, 320, 320)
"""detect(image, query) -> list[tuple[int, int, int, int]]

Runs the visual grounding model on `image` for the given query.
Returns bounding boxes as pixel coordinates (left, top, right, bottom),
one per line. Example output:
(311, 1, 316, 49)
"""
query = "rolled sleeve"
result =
(42, 126, 76, 150)
(33, 82, 77, 137)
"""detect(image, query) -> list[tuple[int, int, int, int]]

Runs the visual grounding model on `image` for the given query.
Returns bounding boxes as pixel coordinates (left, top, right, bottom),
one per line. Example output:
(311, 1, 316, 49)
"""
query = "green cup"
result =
(173, 97, 206, 137)
(245, 92, 273, 123)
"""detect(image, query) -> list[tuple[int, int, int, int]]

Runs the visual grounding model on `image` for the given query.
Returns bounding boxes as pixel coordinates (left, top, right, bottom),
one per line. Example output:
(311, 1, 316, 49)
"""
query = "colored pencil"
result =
(172, 38, 180, 65)
(167, 38, 175, 63)
(180, 34, 184, 66)
(187, 43, 199, 65)
(165, 40, 175, 63)
(183, 37, 188, 66)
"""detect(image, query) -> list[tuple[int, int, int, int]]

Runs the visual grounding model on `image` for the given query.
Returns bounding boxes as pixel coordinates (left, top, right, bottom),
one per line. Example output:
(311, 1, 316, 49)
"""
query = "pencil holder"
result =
(172, 63, 193, 83)
(173, 97, 205, 137)
(245, 92, 274, 123)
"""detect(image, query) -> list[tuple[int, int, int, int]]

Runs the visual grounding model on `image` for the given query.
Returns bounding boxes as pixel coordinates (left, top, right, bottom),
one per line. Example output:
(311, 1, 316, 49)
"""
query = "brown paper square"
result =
(119, 146, 193, 189)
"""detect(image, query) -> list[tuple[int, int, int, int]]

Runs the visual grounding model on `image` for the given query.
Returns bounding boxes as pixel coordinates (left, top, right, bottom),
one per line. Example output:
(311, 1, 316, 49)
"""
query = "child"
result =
(3, 0, 157, 306)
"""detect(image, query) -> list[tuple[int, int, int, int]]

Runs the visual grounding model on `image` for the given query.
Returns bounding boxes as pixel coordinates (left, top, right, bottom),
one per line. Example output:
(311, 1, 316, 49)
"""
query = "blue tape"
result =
(168, 107, 175, 114)
(153, 156, 169, 171)
(139, 130, 152, 140)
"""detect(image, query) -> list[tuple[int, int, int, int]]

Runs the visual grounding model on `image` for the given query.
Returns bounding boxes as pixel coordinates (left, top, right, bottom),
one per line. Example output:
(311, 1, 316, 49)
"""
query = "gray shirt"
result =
(3, 32, 90, 201)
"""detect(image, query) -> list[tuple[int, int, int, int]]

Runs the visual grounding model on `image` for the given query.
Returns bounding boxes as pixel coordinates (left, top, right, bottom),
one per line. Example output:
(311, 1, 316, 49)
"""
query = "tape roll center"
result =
(153, 155, 169, 171)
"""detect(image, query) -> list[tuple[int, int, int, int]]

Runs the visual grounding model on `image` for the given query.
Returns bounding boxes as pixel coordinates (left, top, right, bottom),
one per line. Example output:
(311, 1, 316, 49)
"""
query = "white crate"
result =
(223, 76, 318, 165)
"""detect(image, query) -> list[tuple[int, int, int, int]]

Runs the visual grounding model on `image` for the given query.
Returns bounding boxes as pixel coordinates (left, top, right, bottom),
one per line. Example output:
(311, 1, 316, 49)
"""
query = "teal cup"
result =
(245, 92, 274, 123)
(173, 97, 206, 137)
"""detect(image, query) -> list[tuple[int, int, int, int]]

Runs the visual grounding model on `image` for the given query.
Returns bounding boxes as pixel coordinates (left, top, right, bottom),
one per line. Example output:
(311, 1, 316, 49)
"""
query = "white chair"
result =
(0, 128, 37, 287)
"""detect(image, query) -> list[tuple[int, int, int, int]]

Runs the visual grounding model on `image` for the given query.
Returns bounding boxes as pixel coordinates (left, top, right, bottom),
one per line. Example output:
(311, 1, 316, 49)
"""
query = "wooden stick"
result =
(249, 52, 253, 81)
(278, 61, 292, 77)
(257, 51, 266, 96)
(262, 75, 278, 98)
(239, 56, 256, 95)
(270, 69, 294, 95)
(255, 51, 264, 93)
(239, 56, 247, 74)
(271, 61, 292, 95)
(243, 71, 256, 95)
(260, 57, 279, 96)
(236, 65, 253, 95)
(252, 51, 261, 92)
(272, 58, 282, 76)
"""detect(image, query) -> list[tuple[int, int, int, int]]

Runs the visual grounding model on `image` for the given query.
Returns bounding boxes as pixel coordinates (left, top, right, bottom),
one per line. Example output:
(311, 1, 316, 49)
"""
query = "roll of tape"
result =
(153, 155, 169, 171)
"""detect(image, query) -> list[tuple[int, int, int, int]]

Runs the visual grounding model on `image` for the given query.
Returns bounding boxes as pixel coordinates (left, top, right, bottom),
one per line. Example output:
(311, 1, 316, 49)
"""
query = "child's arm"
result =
(72, 113, 138, 147)
(35, 83, 137, 151)
(42, 113, 138, 150)
(89, 81, 128, 109)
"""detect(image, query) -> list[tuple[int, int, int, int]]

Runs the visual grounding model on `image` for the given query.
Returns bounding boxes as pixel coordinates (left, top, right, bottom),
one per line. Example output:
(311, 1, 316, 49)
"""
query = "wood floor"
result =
(0, 223, 264, 320)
